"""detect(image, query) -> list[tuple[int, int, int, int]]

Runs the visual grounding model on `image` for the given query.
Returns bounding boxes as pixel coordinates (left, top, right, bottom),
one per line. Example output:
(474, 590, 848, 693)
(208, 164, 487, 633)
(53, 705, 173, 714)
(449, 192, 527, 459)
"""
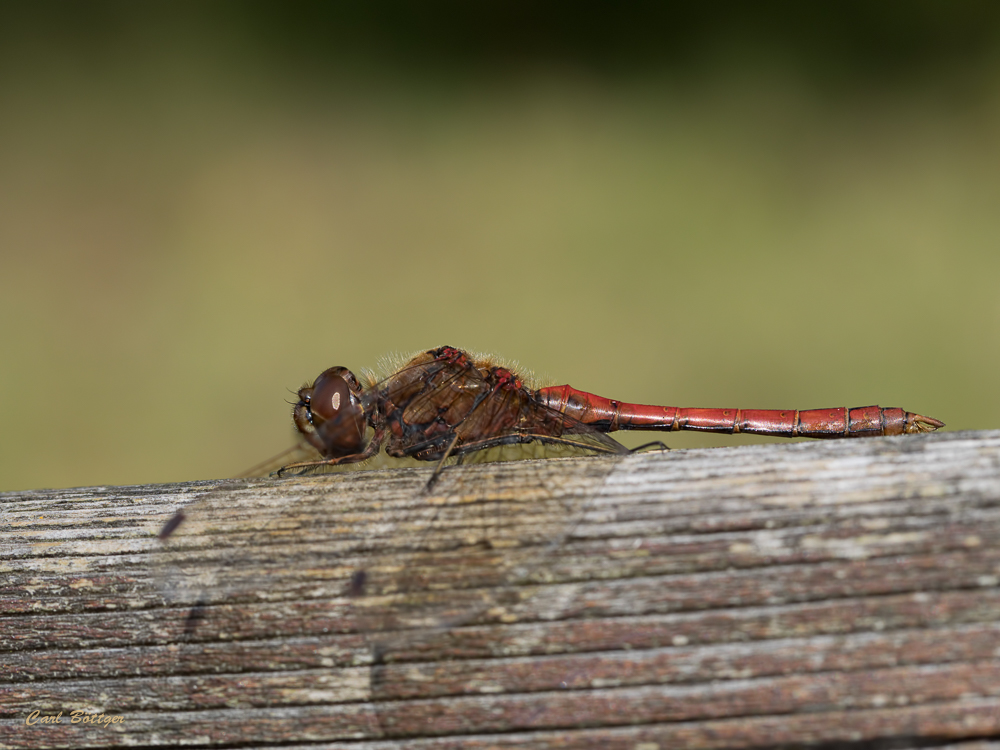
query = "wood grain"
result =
(2, 430, 1000, 749)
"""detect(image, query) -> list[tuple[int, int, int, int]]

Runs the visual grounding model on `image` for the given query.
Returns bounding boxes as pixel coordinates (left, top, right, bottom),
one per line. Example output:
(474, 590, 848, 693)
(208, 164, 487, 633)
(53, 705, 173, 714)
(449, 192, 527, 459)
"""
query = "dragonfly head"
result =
(294, 367, 367, 457)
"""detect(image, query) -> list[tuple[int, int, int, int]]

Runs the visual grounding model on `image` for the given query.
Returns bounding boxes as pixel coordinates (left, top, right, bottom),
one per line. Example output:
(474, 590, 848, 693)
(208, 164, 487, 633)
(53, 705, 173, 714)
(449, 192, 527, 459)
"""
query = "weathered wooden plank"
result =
(2, 430, 1000, 749)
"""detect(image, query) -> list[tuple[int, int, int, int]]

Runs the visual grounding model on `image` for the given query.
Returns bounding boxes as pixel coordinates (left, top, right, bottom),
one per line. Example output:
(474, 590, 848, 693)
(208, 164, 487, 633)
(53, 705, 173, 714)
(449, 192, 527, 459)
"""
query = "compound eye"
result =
(310, 372, 351, 423)
(307, 367, 366, 457)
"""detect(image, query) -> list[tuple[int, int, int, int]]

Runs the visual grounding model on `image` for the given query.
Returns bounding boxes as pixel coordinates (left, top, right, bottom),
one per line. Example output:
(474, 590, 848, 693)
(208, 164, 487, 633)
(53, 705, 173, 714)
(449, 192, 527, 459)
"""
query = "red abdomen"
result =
(536, 385, 944, 438)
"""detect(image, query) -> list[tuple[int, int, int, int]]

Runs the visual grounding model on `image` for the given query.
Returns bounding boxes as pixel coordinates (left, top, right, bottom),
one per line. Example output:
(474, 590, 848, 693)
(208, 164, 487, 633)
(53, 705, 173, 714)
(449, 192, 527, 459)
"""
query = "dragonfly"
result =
(155, 345, 943, 730)
(161, 342, 945, 583)
(273, 344, 944, 478)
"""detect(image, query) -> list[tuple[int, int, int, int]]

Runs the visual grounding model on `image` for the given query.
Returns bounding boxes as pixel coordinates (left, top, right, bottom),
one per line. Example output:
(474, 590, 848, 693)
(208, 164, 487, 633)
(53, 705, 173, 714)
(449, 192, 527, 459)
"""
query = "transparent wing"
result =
(348, 364, 634, 681)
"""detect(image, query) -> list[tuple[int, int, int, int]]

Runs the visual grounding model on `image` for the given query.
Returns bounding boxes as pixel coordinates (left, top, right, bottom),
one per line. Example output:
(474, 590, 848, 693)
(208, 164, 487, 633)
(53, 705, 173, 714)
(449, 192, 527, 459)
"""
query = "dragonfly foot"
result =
(631, 441, 670, 454)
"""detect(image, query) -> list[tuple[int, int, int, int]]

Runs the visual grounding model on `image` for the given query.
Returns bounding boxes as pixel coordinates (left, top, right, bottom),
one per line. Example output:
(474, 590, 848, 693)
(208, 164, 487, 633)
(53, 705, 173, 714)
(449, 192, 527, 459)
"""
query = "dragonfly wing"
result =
(451, 380, 630, 461)
(374, 351, 629, 463)
(356, 369, 633, 661)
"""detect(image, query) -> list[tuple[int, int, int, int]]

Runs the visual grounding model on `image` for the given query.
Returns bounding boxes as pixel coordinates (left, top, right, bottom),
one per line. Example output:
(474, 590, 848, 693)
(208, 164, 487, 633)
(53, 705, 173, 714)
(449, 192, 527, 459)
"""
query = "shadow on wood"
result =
(3, 430, 1000, 749)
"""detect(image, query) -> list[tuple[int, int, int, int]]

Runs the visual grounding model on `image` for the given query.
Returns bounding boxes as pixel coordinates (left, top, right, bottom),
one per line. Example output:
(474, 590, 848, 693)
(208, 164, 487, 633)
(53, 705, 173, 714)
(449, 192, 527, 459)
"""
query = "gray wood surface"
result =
(3, 430, 1000, 749)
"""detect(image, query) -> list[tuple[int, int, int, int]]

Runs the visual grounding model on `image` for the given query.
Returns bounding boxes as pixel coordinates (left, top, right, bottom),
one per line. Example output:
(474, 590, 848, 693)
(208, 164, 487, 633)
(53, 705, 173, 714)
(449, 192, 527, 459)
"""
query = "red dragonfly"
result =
(277, 345, 944, 477)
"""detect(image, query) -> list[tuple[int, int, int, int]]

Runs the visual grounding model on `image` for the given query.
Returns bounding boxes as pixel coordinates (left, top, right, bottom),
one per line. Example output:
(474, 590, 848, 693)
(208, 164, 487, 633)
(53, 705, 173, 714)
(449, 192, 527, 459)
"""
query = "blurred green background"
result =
(1, 2, 997, 491)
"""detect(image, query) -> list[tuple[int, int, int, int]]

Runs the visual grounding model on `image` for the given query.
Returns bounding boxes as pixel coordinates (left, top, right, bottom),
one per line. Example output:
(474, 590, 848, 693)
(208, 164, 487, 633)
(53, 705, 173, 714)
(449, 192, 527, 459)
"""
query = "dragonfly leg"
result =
(630, 441, 670, 454)
(425, 433, 460, 493)
(454, 432, 628, 457)
(276, 429, 384, 477)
